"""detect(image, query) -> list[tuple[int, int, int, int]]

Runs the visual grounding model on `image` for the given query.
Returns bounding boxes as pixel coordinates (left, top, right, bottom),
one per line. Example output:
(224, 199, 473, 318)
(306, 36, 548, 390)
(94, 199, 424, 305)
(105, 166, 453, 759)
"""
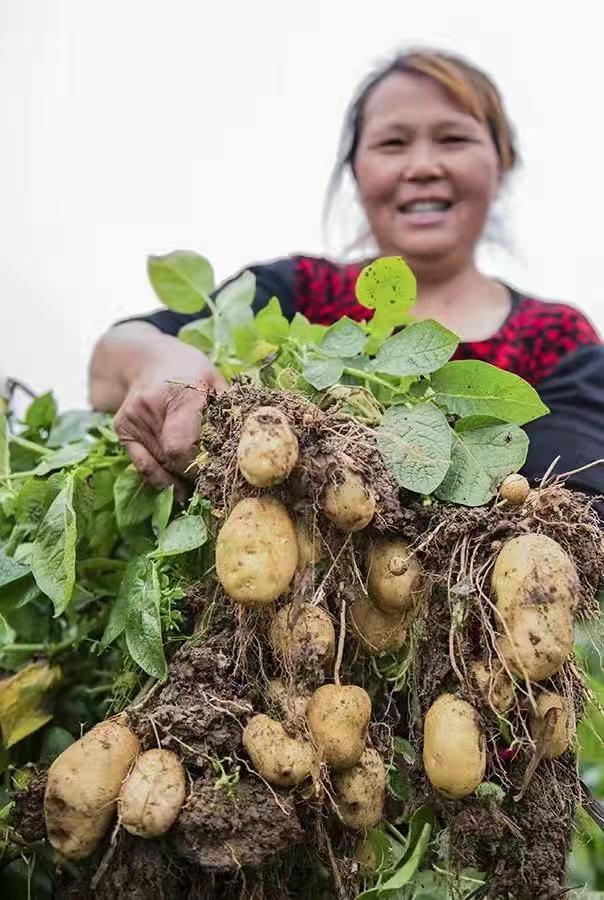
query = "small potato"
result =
(529, 691, 574, 759)
(44, 718, 139, 860)
(423, 694, 486, 799)
(349, 594, 407, 656)
(269, 603, 335, 671)
(499, 474, 530, 505)
(119, 749, 186, 838)
(321, 468, 376, 532)
(215, 497, 298, 606)
(266, 678, 311, 722)
(492, 533, 579, 620)
(497, 603, 574, 681)
(470, 660, 516, 715)
(243, 714, 314, 787)
(294, 517, 323, 569)
(307, 684, 371, 770)
(367, 537, 424, 614)
(333, 748, 386, 830)
(237, 407, 299, 487)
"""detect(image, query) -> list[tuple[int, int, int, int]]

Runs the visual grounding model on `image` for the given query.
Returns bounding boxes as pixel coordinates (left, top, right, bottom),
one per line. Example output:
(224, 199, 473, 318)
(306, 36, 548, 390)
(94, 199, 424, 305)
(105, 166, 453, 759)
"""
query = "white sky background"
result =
(0, 0, 602, 410)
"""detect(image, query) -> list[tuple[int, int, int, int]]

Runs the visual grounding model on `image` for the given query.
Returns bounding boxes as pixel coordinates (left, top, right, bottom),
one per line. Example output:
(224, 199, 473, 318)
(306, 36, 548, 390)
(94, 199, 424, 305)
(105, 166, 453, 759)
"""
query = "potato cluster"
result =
(422, 532, 579, 799)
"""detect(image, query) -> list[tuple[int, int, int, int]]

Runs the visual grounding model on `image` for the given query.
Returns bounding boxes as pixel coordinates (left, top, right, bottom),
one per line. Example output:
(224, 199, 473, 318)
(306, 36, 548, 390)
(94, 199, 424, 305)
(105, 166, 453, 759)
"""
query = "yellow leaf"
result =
(0, 662, 61, 748)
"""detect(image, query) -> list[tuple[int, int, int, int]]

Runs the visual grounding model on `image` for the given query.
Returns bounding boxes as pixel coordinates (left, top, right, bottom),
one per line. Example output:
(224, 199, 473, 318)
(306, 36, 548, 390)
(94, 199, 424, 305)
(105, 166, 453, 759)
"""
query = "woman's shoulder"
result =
(509, 289, 600, 344)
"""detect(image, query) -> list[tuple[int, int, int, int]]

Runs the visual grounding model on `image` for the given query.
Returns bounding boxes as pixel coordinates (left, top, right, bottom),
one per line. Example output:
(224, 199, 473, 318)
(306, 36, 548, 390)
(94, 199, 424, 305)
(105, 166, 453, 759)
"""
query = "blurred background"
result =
(0, 0, 602, 410)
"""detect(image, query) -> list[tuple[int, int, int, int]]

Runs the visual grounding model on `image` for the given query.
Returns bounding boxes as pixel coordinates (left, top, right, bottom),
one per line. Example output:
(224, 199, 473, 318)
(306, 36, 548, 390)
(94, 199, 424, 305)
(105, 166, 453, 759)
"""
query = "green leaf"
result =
(0, 662, 61, 748)
(100, 557, 143, 649)
(435, 418, 529, 506)
(0, 406, 9, 480)
(150, 515, 207, 558)
(289, 313, 326, 345)
(0, 555, 30, 590)
(113, 465, 157, 531)
(255, 297, 290, 346)
(34, 442, 90, 476)
(377, 403, 452, 494)
(90, 468, 118, 510)
(356, 257, 416, 352)
(431, 361, 549, 425)
(147, 250, 215, 314)
(31, 474, 77, 615)
(13, 478, 59, 533)
(178, 317, 215, 354)
(39, 725, 74, 764)
(302, 357, 344, 391)
(48, 410, 106, 447)
(24, 392, 57, 433)
(379, 806, 433, 891)
(215, 270, 256, 324)
(125, 559, 167, 680)
(0, 614, 16, 647)
(371, 320, 459, 376)
(320, 317, 367, 358)
(152, 486, 174, 537)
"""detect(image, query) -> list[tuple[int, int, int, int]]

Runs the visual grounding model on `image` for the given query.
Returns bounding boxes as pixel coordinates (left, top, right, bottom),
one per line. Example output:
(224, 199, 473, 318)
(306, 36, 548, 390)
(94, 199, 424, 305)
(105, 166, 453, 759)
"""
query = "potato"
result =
(44, 718, 139, 859)
(215, 497, 298, 606)
(470, 660, 515, 714)
(423, 694, 486, 799)
(307, 684, 371, 770)
(497, 602, 574, 681)
(529, 691, 574, 759)
(367, 537, 424, 614)
(266, 678, 311, 721)
(294, 517, 323, 569)
(333, 748, 386, 829)
(499, 474, 530, 505)
(349, 593, 407, 655)
(269, 603, 335, 671)
(237, 407, 299, 487)
(321, 468, 375, 532)
(118, 749, 186, 838)
(243, 714, 314, 786)
(492, 533, 579, 620)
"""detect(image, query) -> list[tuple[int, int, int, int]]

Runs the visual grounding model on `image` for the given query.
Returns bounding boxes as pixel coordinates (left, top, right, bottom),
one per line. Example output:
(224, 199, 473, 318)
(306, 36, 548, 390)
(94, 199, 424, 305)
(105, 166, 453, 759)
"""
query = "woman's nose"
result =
(402, 141, 444, 181)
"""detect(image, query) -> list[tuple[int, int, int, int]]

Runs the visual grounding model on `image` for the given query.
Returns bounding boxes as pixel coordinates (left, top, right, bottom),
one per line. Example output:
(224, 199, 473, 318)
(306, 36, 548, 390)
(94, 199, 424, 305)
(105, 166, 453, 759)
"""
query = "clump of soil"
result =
(12, 771, 47, 843)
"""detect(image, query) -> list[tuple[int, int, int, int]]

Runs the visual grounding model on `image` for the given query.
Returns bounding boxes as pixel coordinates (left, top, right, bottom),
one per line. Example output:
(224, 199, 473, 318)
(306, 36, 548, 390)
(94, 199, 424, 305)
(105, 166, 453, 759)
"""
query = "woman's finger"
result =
(124, 440, 179, 492)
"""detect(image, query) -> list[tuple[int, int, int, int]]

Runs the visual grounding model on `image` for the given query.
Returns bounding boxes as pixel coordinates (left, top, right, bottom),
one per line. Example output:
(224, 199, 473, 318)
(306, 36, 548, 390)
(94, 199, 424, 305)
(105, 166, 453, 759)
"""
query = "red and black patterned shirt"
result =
(134, 255, 604, 498)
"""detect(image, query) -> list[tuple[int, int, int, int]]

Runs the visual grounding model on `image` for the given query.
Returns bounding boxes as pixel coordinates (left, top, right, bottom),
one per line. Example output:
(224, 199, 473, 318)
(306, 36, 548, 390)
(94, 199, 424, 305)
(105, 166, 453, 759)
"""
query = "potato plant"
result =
(0, 254, 602, 900)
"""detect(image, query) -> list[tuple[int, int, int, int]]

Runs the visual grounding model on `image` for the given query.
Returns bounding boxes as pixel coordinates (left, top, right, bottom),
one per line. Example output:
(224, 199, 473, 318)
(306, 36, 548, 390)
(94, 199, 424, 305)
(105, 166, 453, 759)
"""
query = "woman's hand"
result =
(89, 322, 226, 496)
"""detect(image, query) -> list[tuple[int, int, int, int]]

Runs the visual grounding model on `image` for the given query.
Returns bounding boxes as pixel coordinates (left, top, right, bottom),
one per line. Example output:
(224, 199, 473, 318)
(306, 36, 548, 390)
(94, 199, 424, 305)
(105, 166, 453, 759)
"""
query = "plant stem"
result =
(342, 366, 395, 393)
(10, 435, 51, 456)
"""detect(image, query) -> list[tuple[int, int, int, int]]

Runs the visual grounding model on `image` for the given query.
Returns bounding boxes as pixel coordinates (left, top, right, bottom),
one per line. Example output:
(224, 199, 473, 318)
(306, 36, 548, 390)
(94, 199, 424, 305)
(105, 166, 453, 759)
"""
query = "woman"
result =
(89, 49, 604, 500)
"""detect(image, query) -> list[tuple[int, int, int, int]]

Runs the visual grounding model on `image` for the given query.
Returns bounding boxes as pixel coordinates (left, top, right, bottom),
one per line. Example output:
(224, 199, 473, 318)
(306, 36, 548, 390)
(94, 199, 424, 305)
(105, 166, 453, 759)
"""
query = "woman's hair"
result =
(325, 48, 518, 254)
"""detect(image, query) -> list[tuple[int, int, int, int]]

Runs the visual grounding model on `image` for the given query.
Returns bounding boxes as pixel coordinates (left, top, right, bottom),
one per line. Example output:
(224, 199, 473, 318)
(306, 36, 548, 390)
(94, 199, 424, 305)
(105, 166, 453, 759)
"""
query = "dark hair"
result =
(325, 48, 518, 245)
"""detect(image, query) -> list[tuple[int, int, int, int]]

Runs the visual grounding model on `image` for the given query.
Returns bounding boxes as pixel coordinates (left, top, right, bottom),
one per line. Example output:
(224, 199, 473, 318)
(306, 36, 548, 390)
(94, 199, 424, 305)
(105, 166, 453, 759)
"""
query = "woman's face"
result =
(353, 72, 501, 269)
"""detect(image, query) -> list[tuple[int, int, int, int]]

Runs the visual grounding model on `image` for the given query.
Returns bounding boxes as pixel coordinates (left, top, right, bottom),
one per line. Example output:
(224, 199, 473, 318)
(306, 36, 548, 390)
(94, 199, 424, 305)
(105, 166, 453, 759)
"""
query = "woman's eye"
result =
(380, 138, 406, 148)
(441, 135, 470, 144)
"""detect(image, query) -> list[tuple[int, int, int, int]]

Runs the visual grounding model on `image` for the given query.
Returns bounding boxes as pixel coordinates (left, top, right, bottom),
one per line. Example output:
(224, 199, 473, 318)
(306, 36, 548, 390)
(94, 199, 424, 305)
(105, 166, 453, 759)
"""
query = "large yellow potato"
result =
(529, 691, 574, 759)
(367, 537, 424, 614)
(470, 660, 516, 715)
(497, 603, 574, 681)
(215, 497, 298, 606)
(333, 748, 386, 829)
(118, 749, 186, 838)
(307, 684, 371, 770)
(321, 469, 376, 532)
(423, 694, 486, 799)
(237, 407, 299, 488)
(269, 603, 335, 671)
(294, 517, 324, 569)
(243, 714, 314, 787)
(44, 718, 139, 859)
(492, 533, 579, 620)
(349, 593, 407, 656)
